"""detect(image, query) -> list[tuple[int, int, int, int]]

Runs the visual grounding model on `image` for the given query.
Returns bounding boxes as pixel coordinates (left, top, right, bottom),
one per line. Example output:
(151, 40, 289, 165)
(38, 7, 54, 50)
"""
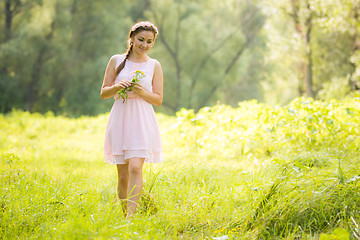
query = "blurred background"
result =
(0, 0, 359, 116)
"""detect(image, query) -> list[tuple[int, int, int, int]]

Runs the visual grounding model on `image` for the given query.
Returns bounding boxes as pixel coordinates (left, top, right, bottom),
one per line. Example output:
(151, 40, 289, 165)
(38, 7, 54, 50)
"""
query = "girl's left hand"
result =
(132, 83, 144, 96)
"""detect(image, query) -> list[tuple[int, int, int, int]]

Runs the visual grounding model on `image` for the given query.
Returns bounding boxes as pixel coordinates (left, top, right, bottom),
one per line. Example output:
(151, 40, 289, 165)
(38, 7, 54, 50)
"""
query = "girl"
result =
(100, 21, 164, 219)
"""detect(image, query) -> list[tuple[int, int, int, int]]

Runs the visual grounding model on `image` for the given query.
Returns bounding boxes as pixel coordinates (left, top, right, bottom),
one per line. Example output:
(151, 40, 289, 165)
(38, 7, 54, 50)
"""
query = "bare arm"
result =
(133, 60, 163, 106)
(100, 55, 132, 99)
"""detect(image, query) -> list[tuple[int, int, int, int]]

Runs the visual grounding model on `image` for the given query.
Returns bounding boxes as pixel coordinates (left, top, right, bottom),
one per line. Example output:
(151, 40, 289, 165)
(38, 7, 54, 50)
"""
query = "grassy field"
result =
(1, 97, 360, 239)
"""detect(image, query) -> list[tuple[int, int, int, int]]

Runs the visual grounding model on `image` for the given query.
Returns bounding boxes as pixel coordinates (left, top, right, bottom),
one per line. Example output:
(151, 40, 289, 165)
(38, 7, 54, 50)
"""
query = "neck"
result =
(128, 52, 148, 63)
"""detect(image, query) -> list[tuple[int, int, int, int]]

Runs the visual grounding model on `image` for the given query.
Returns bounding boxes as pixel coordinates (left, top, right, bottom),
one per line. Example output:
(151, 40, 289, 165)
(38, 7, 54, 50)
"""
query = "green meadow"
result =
(1, 97, 360, 239)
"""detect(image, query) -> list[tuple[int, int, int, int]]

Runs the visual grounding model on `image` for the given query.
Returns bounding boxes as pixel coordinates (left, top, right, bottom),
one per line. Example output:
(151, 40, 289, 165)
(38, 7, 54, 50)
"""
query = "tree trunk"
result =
(187, 32, 236, 109)
(196, 37, 252, 110)
(150, 4, 182, 111)
(26, 48, 46, 111)
(349, 4, 360, 91)
(304, 23, 314, 98)
(289, 0, 314, 98)
(175, 7, 182, 110)
(4, 0, 12, 41)
(26, 17, 56, 111)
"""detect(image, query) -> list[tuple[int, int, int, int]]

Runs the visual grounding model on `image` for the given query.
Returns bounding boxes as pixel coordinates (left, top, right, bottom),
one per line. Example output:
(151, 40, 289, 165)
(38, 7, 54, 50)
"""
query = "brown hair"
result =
(114, 22, 158, 77)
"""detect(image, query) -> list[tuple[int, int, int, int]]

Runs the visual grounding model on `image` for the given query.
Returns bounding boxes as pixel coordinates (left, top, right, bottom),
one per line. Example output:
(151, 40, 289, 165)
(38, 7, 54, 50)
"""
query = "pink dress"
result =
(104, 54, 164, 165)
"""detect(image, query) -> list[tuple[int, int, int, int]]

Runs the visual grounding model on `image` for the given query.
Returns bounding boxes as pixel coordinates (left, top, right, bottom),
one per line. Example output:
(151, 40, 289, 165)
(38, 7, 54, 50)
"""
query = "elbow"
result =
(155, 97, 163, 107)
(100, 91, 107, 99)
(155, 100, 163, 107)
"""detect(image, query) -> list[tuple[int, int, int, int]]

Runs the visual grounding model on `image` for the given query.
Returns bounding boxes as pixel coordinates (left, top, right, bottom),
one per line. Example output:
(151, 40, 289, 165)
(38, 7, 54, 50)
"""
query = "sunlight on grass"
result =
(1, 97, 360, 239)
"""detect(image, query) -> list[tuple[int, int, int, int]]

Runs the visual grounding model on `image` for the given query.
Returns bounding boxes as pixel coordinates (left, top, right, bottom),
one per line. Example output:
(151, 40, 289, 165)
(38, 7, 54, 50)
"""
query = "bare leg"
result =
(126, 157, 145, 219)
(116, 163, 129, 216)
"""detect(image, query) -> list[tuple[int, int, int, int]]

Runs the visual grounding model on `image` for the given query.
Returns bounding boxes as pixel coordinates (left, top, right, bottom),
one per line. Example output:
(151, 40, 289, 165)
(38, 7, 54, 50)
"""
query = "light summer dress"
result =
(104, 54, 164, 164)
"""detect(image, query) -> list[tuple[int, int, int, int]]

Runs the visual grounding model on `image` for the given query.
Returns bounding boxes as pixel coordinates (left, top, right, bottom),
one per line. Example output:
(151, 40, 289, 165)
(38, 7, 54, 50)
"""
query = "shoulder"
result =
(110, 54, 125, 62)
(150, 58, 162, 69)
(151, 58, 161, 65)
(151, 58, 163, 78)
(109, 54, 126, 68)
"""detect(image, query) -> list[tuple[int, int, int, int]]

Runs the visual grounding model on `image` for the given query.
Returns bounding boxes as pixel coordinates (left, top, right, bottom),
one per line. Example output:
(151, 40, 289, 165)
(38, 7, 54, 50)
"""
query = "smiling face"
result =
(131, 30, 155, 55)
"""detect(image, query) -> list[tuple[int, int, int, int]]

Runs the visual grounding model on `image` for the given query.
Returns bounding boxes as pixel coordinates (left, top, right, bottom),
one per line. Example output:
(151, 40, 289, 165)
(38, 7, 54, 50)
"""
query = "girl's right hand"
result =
(114, 79, 132, 91)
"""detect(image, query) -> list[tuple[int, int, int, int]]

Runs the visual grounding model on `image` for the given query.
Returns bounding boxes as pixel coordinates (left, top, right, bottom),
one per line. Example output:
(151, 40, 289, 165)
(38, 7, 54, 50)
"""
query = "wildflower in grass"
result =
(214, 228, 226, 234)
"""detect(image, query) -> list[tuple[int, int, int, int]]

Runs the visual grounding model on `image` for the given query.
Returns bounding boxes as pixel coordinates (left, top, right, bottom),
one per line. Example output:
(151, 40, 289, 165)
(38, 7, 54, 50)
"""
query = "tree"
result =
(262, 0, 358, 103)
(286, 0, 315, 98)
(0, 0, 133, 115)
(145, 0, 267, 111)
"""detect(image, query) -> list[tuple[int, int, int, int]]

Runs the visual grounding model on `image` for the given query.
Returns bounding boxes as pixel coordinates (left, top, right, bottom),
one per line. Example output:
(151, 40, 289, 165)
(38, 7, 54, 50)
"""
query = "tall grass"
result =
(1, 97, 360, 239)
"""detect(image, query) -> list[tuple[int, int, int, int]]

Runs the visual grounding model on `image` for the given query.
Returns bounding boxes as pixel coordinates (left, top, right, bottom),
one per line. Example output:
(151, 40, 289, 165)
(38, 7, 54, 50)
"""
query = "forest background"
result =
(0, 0, 360, 116)
(1, 1, 360, 239)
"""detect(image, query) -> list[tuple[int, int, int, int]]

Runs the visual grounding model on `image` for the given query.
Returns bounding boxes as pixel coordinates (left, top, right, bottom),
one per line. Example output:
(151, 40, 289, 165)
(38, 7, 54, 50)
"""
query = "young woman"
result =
(100, 21, 164, 219)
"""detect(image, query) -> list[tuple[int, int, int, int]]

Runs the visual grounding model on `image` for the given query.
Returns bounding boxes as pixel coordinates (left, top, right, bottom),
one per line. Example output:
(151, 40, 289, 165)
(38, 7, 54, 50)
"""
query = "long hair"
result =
(114, 22, 158, 78)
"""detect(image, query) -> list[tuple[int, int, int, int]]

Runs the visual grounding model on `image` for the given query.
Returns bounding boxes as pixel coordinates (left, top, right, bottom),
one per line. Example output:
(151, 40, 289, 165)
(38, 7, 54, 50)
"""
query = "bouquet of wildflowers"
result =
(117, 70, 145, 102)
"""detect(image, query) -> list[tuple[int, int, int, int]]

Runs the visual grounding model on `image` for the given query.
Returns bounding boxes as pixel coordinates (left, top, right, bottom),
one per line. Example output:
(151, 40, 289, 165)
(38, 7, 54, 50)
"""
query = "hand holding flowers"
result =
(116, 70, 145, 102)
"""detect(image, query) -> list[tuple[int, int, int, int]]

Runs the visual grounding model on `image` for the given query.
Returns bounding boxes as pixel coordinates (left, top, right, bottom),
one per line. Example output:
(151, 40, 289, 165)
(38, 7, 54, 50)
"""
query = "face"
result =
(131, 30, 155, 55)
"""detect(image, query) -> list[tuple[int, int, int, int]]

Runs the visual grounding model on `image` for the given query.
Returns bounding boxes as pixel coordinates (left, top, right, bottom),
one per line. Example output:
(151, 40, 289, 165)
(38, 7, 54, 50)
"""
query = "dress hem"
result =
(104, 151, 164, 165)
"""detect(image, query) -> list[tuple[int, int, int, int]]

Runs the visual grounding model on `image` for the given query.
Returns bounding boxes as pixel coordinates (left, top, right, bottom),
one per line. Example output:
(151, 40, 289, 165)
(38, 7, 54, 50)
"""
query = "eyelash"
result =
(138, 39, 152, 44)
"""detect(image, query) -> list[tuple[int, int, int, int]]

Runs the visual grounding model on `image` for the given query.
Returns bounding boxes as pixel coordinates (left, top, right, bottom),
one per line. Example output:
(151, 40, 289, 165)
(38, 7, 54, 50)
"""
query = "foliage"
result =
(144, 0, 268, 111)
(1, 97, 360, 239)
(262, 0, 360, 104)
(0, 0, 133, 116)
(1, 0, 360, 115)
(168, 96, 360, 161)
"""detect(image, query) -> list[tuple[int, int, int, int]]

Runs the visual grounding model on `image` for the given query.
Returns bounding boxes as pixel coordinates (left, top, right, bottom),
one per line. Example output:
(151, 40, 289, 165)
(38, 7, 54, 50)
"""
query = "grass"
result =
(1, 97, 360, 239)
